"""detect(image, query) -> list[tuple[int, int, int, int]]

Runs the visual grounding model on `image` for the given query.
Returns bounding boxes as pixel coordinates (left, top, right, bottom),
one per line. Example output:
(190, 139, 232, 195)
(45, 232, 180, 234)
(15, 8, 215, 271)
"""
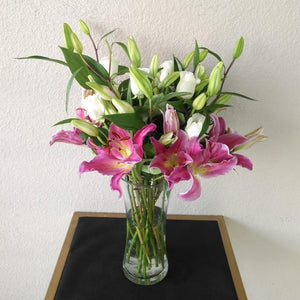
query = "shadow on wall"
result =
(225, 217, 300, 299)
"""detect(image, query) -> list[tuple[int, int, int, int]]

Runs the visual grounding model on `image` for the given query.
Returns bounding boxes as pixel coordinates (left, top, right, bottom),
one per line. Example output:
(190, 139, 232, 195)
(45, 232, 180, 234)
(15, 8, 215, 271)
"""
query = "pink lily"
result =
(178, 138, 237, 201)
(79, 123, 156, 197)
(50, 128, 83, 146)
(209, 114, 265, 170)
(50, 108, 86, 146)
(149, 130, 192, 189)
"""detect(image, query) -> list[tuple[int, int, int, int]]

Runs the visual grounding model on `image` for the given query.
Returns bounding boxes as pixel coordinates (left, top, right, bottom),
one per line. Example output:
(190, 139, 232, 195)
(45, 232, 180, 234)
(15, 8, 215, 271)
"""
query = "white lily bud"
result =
(176, 71, 200, 100)
(159, 60, 174, 82)
(185, 113, 206, 139)
(81, 93, 106, 121)
(99, 56, 119, 75)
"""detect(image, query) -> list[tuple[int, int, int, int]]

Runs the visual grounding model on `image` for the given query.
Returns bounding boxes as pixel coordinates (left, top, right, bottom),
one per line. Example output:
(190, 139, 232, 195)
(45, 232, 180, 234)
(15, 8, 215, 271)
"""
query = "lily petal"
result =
(200, 156, 237, 177)
(50, 129, 83, 146)
(178, 171, 201, 201)
(217, 133, 248, 150)
(133, 123, 156, 156)
(234, 154, 253, 170)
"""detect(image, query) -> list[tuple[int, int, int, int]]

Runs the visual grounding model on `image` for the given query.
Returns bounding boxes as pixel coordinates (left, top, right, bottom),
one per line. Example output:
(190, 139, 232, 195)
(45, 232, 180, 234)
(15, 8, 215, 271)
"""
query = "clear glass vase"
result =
(121, 177, 170, 285)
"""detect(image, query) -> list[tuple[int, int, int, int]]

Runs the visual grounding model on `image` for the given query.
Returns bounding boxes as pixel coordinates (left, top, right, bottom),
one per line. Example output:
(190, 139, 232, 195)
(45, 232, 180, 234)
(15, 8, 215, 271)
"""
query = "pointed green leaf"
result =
(199, 47, 223, 62)
(113, 42, 130, 59)
(104, 113, 145, 130)
(59, 47, 91, 89)
(116, 65, 129, 76)
(221, 92, 257, 101)
(66, 67, 83, 112)
(198, 113, 211, 139)
(16, 55, 67, 66)
(193, 40, 200, 71)
(52, 118, 79, 126)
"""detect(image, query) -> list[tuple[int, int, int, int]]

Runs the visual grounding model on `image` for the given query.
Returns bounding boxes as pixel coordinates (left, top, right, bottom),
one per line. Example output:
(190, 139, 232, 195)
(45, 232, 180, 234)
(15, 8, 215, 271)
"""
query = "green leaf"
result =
(117, 65, 129, 76)
(52, 118, 79, 126)
(193, 40, 200, 71)
(163, 92, 191, 101)
(100, 28, 118, 42)
(66, 67, 83, 112)
(126, 80, 132, 105)
(167, 99, 185, 112)
(200, 103, 231, 113)
(198, 113, 211, 139)
(199, 47, 223, 62)
(221, 92, 257, 101)
(113, 42, 130, 59)
(104, 113, 145, 130)
(59, 47, 91, 89)
(16, 55, 67, 66)
(82, 55, 108, 85)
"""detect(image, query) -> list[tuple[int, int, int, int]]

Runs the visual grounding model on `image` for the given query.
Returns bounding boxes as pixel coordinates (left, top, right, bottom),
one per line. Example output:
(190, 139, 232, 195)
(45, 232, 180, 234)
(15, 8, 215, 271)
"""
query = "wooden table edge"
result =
(45, 212, 247, 300)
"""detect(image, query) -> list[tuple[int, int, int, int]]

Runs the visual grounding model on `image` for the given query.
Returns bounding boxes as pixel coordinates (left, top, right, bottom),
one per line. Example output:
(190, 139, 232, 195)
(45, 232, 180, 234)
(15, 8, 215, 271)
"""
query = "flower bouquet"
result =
(20, 20, 265, 285)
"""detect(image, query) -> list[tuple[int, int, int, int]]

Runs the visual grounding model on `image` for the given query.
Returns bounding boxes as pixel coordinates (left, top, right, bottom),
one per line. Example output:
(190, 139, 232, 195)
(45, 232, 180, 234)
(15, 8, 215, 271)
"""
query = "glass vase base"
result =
(123, 262, 168, 285)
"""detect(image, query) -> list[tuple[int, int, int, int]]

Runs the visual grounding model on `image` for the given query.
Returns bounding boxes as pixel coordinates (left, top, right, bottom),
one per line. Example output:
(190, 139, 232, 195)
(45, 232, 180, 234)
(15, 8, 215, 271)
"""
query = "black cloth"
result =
(54, 217, 238, 300)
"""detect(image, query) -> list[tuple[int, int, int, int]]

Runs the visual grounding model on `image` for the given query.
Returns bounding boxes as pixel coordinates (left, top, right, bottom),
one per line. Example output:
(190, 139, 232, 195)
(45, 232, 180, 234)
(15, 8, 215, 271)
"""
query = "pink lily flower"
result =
(79, 123, 156, 197)
(179, 138, 237, 201)
(209, 114, 264, 170)
(50, 108, 87, 146)
(50, 128, 83, 146)
(149, 130, 193, 189)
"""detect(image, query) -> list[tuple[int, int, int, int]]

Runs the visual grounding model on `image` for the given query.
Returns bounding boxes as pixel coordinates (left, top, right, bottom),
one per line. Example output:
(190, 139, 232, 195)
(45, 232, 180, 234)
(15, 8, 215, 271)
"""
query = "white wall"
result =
(1, 0, 299, 299)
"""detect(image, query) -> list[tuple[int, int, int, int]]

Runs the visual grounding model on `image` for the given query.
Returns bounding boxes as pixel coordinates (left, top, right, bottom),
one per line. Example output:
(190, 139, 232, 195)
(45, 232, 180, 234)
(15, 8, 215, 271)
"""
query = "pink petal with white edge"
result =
(178, 171, 201, 201)
(200, 156, 237, 178)
(50, 129, 83, 146)
(234, 154, 253, 170)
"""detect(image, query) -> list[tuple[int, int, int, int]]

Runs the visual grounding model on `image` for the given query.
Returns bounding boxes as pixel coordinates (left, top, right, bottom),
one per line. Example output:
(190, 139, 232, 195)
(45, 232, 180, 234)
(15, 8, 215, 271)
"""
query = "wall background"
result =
(1, 0, 299, 299)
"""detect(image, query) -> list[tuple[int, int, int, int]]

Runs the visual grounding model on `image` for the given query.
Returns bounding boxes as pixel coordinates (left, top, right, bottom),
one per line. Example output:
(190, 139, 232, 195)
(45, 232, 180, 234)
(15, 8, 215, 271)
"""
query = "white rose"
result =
(185, 113, 206, 139)
(81, 93, 106, 121)
(159, 60, 174, 82)
(176, 71, 200, 100)
(99, 56, 119, 75)
(130, 67, 149, 96)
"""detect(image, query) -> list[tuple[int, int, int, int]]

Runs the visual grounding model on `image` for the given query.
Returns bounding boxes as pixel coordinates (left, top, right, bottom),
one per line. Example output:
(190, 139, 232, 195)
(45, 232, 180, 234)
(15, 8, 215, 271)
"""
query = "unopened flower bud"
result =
(79, 19, 90, 35)
(163, 104, 179, 134)
(192, 93, 207, 110)
(86, 82, 115, 100)
(112, 98, 135, 113)
(129, 65, 153, 99)
(182, 51, 194, 69)
(161, 71, 180, 88)
(207, 61, 223, 97)
(63, 23, 74, 51)
(159, 132, 177, 146)
(71, 119, 99, 137)
(149, 54, 159, 78)
(233, 37, 244, 59)
(71, 32, 83, 54)
(195, 64, 206, 80)
(215, 94, 231, 105)
(199, 49, 208, 62)
(159, 60, 174, 82)
(128, 36, 141, 67)
(176, 71, 200, 100)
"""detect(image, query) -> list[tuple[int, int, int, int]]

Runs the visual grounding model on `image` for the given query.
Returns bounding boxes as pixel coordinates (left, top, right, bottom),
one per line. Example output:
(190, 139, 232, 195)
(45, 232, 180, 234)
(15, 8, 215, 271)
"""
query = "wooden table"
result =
(45, 212, 247, 300)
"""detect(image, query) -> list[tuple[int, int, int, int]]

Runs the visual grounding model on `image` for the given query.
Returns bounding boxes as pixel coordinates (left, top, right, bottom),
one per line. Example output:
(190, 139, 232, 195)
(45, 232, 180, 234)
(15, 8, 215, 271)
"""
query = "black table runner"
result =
(54, 217, 238, 300)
